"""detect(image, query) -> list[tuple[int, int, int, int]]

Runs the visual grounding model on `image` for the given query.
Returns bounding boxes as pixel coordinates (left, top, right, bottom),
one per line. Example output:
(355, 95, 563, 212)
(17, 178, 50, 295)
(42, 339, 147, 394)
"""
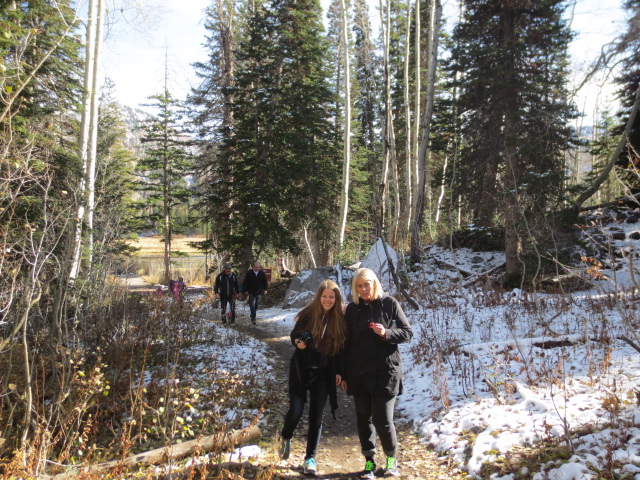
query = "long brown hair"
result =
(296, 280, 347, 356)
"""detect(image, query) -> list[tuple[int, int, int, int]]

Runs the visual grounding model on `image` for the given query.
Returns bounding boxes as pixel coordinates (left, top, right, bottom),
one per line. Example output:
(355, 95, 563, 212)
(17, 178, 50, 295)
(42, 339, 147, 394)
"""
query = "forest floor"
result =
(213, 305, 467, 480)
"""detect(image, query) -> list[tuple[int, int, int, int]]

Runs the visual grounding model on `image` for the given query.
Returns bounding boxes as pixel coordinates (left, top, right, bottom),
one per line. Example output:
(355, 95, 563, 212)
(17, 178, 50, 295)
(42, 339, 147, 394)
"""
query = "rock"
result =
(360, 238, 398, 294)
(609, 230, 626, 241)
(282, 266, 337, 309)
(629, 231, 640, 240)
(470, 255, 485, 264)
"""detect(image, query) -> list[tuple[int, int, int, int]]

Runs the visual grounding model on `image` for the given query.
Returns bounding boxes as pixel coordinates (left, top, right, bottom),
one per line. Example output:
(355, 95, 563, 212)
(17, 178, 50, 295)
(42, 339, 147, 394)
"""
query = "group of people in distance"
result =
(213, 261, 268, 325)
(213, 262, 411, 478)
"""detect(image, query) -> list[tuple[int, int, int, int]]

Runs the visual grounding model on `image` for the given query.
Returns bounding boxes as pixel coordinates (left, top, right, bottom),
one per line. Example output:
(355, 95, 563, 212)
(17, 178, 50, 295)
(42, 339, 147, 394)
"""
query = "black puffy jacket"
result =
(341, 294, 412, 396)
(287, 314, 339, 415)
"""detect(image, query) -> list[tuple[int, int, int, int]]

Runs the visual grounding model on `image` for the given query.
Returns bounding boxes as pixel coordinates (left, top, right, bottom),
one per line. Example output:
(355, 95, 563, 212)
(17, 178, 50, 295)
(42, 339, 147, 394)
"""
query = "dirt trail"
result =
(227, 308, 466, 480)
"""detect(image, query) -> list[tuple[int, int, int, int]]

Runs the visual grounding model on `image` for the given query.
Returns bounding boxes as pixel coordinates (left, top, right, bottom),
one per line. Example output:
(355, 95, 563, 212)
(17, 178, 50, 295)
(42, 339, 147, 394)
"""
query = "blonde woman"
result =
(280, 280, 348, 476)
(337, 268, 412, 478)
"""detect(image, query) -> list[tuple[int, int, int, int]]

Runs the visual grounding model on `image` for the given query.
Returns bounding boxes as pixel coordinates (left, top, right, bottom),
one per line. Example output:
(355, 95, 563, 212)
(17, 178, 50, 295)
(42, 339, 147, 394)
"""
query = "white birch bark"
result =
(412, 0, 421, 218)
(411, 0, 442, 257)
(86, 0, 104, 265)
(337, 0, 351, 250)
(403, 1, 413, 234)
(69, 0, 97, 283)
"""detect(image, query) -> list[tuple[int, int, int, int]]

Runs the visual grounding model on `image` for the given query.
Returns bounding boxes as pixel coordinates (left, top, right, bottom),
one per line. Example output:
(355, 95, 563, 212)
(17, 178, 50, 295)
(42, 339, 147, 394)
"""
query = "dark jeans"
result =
(220, 297, 236, 322)
(353, 393, 397, 458)
(281, 375, 329, 460)
(248, 294, 261, 320)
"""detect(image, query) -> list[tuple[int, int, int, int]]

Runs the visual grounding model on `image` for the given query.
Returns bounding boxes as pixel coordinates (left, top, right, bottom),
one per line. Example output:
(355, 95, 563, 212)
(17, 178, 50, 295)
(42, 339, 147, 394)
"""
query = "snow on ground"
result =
(183, 212, 640, 479)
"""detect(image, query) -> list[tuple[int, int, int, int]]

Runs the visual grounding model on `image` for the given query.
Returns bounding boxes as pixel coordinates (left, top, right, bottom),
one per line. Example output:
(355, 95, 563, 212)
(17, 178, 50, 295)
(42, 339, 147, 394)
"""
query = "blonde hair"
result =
(296, 280, 347, 356)
(351, 268, 383, 304)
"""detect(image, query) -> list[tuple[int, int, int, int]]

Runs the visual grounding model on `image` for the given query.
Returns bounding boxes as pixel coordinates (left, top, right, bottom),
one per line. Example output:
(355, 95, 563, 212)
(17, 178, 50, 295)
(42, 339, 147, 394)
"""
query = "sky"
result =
(99, 0, 629, 119)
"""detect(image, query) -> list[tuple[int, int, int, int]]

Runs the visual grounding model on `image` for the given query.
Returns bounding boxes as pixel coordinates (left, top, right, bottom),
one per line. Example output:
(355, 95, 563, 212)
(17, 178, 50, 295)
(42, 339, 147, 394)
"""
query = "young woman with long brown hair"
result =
(279, 279, 348, 476)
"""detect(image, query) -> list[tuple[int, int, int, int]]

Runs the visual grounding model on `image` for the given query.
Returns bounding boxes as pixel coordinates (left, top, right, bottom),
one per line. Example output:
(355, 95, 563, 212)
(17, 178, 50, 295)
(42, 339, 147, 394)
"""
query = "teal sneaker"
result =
(383, 456, 399, 477)
(279, 438, 290, 460)
(303, 457, 317, 476)
(359, 458, 376, 479)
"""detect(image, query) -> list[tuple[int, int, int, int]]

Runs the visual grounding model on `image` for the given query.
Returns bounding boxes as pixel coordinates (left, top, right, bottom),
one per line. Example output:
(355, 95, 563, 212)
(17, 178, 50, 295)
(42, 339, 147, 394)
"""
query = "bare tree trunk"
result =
(304, 225, 318, 268)
(411, 0, 441, 260)
(86, 0, 104, 265)
(403, 1, 413, 236)
(379, 0, 399, 245)
(337, 0, 351, 251)
(69, 0, 97, 283)
(163, 53, 172, 283)
(378, 0, 391, 235)
(412, 0, 421, 224)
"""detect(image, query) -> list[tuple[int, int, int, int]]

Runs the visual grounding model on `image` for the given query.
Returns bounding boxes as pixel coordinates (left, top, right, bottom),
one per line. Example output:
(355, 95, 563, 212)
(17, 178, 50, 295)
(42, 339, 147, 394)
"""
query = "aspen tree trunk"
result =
(86, 0, 104, 265)
(379, 0, 398, 243)
(163, 58, 172, 284)
(403, 1, 413, 235)
(411, 0, 441, 259)
(412, 0, 421, 220)
(69, 0, 97, 283)
(337, 0, 351, 250)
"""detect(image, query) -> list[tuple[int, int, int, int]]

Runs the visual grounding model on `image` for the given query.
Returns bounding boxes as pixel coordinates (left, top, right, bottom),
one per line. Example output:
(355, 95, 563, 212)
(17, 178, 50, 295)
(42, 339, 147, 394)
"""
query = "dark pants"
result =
(353, 393, 397, 458)
(248, 294, 261, 320)
(281, 374, 329, 460)
(220, 297, 236, 323)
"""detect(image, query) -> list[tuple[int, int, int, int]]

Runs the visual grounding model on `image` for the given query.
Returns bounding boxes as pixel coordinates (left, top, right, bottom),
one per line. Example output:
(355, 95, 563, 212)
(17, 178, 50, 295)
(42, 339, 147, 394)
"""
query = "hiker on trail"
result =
(337, 268, 413, 479)
(214, 264, 239, 324)
(170, 277, 187, 306)
(279, 279, 348, 476)
(241, 261, 268, 324)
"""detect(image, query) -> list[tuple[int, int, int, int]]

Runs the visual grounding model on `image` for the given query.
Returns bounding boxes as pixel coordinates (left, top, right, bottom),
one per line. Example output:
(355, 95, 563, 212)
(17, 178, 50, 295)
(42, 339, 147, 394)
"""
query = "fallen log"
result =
(53, 425, 261, 479)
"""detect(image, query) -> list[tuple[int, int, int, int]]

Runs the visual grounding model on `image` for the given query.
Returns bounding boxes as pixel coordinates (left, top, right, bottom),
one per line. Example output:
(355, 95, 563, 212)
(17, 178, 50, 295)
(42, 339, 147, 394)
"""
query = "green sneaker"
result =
(303, 457, 317, 476)
(383, 456, 399, 477)
(279, 438, 290, 460)
(359, 458, 376, 479)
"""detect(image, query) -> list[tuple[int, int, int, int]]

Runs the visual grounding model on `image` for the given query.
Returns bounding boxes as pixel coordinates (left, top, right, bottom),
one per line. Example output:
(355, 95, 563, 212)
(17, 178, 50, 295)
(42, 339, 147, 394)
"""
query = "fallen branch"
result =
(53, 425, 261, 479)
(619, 335, 640, 354)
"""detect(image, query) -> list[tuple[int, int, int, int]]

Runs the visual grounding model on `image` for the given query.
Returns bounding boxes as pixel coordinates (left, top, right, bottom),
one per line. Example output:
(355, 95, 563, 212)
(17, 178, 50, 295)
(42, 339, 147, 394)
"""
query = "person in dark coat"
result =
(241, 261, 268, 324)
(279, 280, 348, 476)
(337, 268, 413, 479)
(214, 264, 239, 324)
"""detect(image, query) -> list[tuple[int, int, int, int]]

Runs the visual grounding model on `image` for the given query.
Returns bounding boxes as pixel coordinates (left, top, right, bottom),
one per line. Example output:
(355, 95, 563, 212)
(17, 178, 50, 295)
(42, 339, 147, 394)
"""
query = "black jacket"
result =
(241, 269, 268, 295)
(340, 294, 412, 396)
(288, 314, 339, 416)
(214, 272, 239, 299)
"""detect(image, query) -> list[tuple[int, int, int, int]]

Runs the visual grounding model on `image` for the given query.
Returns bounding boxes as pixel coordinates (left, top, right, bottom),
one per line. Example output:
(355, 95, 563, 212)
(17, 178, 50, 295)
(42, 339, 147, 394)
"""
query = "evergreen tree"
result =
(449, 0, 575, 283)
(136, 90, 195, 282)
(95, 80, 137, 253)
(211, 0, 338, 267)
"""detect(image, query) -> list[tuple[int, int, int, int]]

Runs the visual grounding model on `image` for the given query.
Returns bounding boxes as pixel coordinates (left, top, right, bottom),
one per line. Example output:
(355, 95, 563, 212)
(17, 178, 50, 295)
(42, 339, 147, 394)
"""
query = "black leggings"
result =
(281, 376, 329, 460)
(353, 393, 397, 458)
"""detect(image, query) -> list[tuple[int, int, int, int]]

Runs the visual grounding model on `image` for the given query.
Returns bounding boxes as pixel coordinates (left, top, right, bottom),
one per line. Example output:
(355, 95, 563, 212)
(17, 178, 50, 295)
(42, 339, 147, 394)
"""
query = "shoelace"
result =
(386, 457, 396, 469)
(364, 460, 375, 471)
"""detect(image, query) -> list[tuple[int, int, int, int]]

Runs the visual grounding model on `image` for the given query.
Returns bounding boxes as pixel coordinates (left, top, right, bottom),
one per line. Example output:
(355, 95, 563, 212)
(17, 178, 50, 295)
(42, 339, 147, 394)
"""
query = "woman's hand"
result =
(370, 322, 386, 339)
(335, 375, 347, 391)
(294, 338, 307, 349)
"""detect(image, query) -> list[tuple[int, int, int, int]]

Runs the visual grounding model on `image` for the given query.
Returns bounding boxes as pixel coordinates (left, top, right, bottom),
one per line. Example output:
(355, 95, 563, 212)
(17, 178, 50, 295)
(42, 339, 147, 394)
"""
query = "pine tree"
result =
(211, 0, 338, 268)
(136, 90, 195, 282)
(449, 0, 575, 283)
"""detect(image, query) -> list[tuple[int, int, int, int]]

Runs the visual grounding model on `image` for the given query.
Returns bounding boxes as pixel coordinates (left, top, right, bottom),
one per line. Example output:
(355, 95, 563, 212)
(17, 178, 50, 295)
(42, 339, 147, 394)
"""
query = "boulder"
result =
(360, 238, 398, 294)
(282, 266, 337, 309)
